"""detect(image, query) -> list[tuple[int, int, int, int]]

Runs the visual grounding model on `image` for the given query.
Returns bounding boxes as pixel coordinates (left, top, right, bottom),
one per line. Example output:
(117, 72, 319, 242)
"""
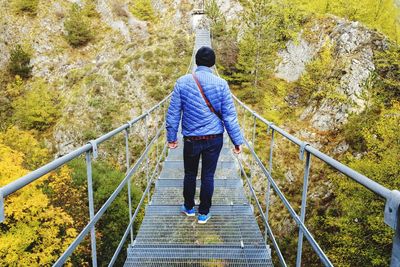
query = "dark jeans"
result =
(183, 135, 223, 215)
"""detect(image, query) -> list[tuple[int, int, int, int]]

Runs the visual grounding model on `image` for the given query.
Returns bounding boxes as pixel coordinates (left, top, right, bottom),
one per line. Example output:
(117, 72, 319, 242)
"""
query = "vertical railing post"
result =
(242, 106, 246, 138)
(145, 114, 150, 202)
(0, 189, 4, 222)
(296, 148, 311, 267)
(124, 128, 134, 245)
(265, 126, 274, 241)
(85, 151, 98, 267)
(250, 114, 257, 185)
(163, 102, 166, 122)
(385, 190, 400, 267)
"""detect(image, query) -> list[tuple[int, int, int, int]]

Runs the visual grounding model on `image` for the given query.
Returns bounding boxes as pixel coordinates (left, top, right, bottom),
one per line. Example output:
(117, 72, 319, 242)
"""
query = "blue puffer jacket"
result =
(166, 66, 243, 146)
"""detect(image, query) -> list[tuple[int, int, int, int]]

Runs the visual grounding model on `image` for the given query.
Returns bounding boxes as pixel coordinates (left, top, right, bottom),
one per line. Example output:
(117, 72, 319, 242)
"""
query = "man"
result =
(166, 46, 243, 224)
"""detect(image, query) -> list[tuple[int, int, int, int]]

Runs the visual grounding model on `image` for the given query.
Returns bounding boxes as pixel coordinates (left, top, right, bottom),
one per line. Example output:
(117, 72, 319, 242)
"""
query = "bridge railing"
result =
(232, 94, 400, 267)
(0, 93, 171, 266)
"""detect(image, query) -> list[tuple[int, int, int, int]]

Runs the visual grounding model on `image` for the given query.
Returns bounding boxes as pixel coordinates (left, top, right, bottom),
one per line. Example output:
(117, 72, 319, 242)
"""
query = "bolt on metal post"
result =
(85, 151, 98, 267)
(296, 150, 312, 267)
(124, 129, 134, 245)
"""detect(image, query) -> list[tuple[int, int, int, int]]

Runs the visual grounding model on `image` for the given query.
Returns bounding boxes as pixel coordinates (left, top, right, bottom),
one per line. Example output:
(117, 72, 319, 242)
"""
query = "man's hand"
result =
(168, 141, 178, 149)
(233, 145, 242, 154)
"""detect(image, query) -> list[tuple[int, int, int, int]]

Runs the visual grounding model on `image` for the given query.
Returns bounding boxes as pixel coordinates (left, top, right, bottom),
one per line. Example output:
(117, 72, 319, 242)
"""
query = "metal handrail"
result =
(0, 93, 171, 267)
(0, 93, 171, 203)
(232, 94, 392, 199)
(232, 95, 400, 267)
(54, 121, 167, 266)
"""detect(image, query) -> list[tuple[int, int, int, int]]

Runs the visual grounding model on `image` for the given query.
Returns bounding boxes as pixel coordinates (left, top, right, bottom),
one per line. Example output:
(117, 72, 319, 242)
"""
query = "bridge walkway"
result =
(124, 134, 273, 266)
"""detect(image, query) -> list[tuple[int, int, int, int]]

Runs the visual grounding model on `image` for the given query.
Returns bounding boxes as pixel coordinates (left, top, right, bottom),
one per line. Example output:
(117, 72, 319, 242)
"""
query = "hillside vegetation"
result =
(0, 0, 399, 266)
(209, 0, 400, 266)
(0, 0, 191, 265)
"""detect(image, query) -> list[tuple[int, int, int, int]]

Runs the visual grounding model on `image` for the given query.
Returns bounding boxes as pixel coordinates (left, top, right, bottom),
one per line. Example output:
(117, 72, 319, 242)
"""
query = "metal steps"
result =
(124, 130, 273, 266)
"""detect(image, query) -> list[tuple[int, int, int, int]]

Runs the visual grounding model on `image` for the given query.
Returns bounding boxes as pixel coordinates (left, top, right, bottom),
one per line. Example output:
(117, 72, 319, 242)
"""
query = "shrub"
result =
(64, 4, 92, 47)
(13, 0, 39, 15)
(129, 0, 156, 22)
(8, 45, 32, 79)
(12, 79, 61, 130)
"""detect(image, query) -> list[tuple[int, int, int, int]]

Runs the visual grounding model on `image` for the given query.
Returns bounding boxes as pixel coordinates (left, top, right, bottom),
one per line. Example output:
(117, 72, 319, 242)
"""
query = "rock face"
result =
(276, 17, 386, 132)
(275, 37, 320, 82)
(96, 0, 148, 42)
(310, 20, 386, 131)
(217, 0, 243, 20)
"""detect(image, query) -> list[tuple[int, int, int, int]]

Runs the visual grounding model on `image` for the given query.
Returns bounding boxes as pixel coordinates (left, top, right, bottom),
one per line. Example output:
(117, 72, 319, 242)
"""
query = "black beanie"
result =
(195, 46, 216, 67)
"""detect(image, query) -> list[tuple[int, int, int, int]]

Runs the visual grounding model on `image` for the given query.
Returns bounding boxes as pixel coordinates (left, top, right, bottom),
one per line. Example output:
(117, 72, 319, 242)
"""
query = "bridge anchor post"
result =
(385, 190, 400, 267)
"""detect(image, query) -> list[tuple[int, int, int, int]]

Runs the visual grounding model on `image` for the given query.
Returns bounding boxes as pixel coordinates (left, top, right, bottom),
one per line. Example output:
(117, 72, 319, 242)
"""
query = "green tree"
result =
(8, 45, 32, 79)
(235, 0, 303, 104)
(205, 0, 226, 38)
(319, 102, 400, 266)
(64, 4, 93, 47)
(234, 0, 274, 103)
(12, 79, 62, 130)
(374, 43, 400, 103)
(66, 159, 143, 266)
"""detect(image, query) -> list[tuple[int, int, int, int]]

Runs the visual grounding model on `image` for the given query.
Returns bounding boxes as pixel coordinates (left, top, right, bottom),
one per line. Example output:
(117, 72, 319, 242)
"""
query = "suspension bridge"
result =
(1, 12, 399, 267)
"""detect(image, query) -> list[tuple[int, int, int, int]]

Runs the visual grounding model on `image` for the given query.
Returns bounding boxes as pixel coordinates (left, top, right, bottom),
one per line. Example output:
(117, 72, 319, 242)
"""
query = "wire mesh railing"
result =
(232, 94, 400, 267)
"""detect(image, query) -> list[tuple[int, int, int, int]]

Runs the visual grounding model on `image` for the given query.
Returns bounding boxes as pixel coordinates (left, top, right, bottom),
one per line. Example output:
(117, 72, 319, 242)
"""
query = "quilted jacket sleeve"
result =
(166, 82, 182, 142)
(221, 82, 244, 146)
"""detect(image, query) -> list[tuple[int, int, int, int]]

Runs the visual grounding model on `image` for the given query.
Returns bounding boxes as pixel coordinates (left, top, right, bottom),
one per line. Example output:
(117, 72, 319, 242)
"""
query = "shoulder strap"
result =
(192, 73, 222, 120)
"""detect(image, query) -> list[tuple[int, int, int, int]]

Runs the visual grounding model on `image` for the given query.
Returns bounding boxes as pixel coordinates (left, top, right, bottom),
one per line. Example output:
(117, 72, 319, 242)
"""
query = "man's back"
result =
(166, 66, 242, 146)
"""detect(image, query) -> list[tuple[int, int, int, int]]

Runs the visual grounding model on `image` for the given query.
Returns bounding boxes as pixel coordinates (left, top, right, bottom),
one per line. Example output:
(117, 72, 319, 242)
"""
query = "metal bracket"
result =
(126, 121, 133, 133)
(384, 190, 400, 230)
(0, 189, 4, 222)
(267, 122, 274, 134)
(88, 140, 98, 159)
(299, 142, 310, 161)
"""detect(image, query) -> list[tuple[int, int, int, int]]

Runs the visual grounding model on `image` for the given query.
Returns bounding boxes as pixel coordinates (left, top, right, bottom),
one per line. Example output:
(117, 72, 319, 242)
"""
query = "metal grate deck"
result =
(159, 166, 240, 180)
(124, 245, 273, 266)
(124, 30, 272, 267)
(150, 187, 247, 205)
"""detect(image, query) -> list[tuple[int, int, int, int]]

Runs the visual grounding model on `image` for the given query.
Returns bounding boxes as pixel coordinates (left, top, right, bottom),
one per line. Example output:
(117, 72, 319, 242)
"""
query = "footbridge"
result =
(1, 26, 399, 267)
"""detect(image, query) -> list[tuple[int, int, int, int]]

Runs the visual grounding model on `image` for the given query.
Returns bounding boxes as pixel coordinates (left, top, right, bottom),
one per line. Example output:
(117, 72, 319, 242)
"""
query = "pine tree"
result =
(8, 45, 32, 79)
(64, 4, 93, 47)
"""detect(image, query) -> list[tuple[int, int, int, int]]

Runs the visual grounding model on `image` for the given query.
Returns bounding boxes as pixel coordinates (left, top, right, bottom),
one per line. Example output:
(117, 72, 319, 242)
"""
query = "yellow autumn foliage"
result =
(0, 126, 49, 169)
(0, 142, 77, 266)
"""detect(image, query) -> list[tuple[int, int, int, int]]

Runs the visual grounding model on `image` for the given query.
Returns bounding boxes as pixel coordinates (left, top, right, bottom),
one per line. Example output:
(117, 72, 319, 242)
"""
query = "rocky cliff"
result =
(0, 0, 194, 157)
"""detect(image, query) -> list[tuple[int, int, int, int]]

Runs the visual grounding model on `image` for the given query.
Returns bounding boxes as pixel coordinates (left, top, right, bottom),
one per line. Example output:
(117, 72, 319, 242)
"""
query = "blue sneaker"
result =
(198, 213, 211, 224)
(181, 205, 196, 217)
